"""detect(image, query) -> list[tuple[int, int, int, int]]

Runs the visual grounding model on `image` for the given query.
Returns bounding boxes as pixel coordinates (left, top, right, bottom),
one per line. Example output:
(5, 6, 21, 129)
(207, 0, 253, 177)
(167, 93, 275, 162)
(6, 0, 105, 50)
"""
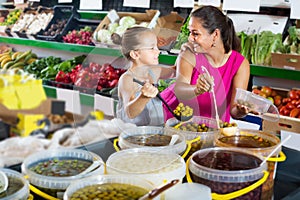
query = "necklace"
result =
(208, 51, 231, 68)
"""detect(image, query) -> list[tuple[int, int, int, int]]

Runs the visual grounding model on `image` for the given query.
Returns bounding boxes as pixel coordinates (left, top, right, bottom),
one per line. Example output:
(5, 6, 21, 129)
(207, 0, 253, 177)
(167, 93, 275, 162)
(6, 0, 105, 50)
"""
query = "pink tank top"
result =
(161, 50, 245, 122)
(190, 50, 245, 122)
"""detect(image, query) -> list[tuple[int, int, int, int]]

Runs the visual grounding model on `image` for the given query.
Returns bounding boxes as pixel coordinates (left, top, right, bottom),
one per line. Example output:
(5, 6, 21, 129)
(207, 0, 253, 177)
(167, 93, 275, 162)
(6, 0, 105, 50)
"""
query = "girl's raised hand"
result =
(141, 81, 158, 98)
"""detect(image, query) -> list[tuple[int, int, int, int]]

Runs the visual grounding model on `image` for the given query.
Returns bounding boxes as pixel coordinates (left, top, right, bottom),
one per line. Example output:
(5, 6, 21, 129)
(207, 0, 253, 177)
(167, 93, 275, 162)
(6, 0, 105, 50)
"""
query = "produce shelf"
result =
(43, 85, 94, 107)
(250, 65, 300, 82)
(2, 36, 300, 107)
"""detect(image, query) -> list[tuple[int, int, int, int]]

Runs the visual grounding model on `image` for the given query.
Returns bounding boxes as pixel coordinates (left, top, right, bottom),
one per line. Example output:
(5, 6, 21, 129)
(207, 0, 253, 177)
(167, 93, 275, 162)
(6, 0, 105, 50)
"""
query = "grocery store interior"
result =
(0, 0, 299, 200)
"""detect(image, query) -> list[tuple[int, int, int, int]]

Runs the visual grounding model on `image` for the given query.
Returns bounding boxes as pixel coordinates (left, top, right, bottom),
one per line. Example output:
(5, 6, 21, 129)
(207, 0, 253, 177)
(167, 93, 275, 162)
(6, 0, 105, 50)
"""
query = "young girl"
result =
(116, 27, 175, 126)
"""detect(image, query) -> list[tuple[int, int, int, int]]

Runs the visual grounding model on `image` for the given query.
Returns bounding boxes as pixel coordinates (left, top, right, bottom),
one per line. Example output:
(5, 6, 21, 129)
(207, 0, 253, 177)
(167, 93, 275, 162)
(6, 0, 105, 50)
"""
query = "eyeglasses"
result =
(135, 46, 159, 51)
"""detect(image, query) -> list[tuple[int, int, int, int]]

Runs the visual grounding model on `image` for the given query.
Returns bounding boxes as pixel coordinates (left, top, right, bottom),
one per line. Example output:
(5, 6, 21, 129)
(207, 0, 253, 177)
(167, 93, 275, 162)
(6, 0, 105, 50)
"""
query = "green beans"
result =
(70, 183, 148, 200)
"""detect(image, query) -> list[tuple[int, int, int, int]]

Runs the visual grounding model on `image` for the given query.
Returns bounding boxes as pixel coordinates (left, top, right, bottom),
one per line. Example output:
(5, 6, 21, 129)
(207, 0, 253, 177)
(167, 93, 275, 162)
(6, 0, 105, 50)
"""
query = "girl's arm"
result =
(230, 58, 251, 119)
(118, 74, 158, 118)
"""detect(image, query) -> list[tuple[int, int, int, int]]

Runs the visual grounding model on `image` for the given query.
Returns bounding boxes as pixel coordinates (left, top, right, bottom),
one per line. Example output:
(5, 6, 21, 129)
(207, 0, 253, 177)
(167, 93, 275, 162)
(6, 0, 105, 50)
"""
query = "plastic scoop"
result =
(78, 160, 102, 176)
(133, 78, 192, 121)
(201, 66, 220, 129)
(169, 134, 179, 145)
(0, 170, 8, 194)
(138, 179, 180, 200)
(260, 135, 291, 167)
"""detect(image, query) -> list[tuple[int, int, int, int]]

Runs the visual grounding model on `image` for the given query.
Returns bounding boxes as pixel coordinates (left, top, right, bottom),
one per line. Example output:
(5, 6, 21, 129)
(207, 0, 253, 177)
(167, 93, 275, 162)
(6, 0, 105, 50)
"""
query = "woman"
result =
(116, 26, 175, 126)
(161, 6, 250, 122)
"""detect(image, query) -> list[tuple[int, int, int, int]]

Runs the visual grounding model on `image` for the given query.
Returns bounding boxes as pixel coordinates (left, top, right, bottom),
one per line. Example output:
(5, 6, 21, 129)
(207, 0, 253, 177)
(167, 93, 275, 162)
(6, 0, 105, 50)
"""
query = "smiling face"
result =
(188, 16, 216, 53)
(134, 31, 160, 66)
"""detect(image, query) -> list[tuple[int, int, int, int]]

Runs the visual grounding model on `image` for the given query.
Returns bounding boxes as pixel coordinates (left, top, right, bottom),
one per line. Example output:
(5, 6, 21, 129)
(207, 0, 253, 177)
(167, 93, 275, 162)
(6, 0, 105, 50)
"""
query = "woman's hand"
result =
(194, 73, 214, 95)
(141, 81, 158, 98)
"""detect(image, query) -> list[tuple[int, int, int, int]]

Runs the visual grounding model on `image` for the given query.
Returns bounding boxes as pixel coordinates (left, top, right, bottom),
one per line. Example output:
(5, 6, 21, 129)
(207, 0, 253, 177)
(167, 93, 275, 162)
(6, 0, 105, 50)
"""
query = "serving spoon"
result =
(133, 78, 193, 122)
(138, 179, 180, 200)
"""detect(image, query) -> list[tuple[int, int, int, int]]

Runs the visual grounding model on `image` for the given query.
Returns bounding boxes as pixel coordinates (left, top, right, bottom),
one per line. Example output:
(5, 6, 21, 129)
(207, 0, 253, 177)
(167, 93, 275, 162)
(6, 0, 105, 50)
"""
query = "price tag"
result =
(14, 0, 24, 4)
(174, 0, 194, 8)
(223, 0, 260, 12)
(290, 0, 300, 19)
(56, 88, 81, 114)
(94, 94, 115, 117)
(123, 0, 150, 8)
(107, 9, 120, 23)
(198, 0, 221, 7)
(79, 0, 102, 10)
(58, 0, 72, 3)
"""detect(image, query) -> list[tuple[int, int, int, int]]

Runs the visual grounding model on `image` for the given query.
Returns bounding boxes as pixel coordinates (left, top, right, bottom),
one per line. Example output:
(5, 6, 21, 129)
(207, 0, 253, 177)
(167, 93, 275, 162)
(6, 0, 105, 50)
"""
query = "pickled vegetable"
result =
(69, 183, 148, 200)
(29, 158, 92, 177)
(124, 134, 172, 146)
(218, 135, 275, 148)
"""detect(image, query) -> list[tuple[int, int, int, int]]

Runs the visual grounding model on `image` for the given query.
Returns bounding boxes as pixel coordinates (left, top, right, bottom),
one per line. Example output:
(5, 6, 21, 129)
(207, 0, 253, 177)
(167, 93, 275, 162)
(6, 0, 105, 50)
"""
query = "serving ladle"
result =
(0, 170, 8, 194)
(133, 78, 193, 122)
(138, 179, 180, 200)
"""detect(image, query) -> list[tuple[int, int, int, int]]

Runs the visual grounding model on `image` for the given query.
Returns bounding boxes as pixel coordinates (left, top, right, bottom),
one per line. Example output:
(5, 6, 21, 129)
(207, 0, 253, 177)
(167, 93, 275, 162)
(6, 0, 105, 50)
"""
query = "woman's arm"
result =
(118, 74, 158, 118)
(230, 58, 251, 119)
(174, 49, 198, 100)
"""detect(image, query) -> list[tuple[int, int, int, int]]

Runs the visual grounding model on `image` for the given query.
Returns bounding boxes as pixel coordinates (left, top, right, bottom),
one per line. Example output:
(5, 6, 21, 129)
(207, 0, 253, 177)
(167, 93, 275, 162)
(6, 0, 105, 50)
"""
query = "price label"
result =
(58, 0, 72, 3)
(79, 0, 102, 10)
(198, 0, 221, 7)
(56, 88, 81, 114)
(290, 0, 300, 19)
(123, 0, 150, 8)
(14, 0, 24, 4)
(107, 9, 120, 23)
(223, 0, 260, 12)
(94, 94, 115, 117)
(174, 0, 194, 8)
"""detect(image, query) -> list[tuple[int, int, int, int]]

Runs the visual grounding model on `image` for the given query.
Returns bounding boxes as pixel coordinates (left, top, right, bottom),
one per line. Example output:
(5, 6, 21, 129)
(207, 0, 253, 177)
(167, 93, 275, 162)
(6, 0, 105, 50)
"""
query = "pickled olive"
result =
(0, 176, 24, 198)
(124, 134, 173, 146)
(173, 102, 193, 119)
(190, 150, 263, 200)
(216, 134, 279, 200)
(29, 159, 93, 177)
(174, 122, 216, 159)
(69, 183, 148, 200)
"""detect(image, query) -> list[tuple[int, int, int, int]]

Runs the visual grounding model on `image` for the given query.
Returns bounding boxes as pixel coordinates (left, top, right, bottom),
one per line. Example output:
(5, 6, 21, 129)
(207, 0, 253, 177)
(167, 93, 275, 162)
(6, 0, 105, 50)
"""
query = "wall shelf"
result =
(1, 36, 300, 106)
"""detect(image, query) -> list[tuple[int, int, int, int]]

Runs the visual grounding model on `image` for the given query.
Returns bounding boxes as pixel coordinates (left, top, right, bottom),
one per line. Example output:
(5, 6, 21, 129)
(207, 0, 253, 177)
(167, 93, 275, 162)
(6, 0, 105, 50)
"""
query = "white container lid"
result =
(118, 126, 186, 155)
(21, 149, 104, 190)
(0, 168, 29, 200)
(106, 148, 186, 187)
(164, 183, 212, 200)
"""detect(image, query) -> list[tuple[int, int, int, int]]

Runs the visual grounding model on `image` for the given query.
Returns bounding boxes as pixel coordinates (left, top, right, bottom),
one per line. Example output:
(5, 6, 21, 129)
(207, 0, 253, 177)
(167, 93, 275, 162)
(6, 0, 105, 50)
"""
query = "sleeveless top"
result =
(116, 73, 165, 126)
(161, 50, 245, 122)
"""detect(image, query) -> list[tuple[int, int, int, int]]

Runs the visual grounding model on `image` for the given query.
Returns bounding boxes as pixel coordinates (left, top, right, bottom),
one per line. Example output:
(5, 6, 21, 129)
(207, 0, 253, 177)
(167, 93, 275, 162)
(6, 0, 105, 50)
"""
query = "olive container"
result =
(106, 148, 186, 188)
(118, 126, 186, 155)
(64, 175, 154, 200)
(21, 148, 104, 199)
(188, 147, 267, 200)
(215, 129, 282, 200)
(0, 168, 29, 200)
(165, 116, 219, 159)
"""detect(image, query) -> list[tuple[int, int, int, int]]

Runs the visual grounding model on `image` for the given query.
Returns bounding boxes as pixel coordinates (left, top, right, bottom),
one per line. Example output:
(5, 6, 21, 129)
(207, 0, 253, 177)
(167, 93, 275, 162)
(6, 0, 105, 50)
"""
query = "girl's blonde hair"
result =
(121, 26, 153, 60)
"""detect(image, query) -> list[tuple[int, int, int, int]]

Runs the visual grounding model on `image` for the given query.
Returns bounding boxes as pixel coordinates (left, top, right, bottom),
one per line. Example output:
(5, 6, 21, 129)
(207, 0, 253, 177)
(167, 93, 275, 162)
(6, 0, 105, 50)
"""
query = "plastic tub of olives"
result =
(0, 168, 29, 200)
(118, 126, 186, 155)
(106, 148, 186, 188)
(64, 175, 155, 200)
(165, 116, 219, 159)
(21, 148, 104, 199)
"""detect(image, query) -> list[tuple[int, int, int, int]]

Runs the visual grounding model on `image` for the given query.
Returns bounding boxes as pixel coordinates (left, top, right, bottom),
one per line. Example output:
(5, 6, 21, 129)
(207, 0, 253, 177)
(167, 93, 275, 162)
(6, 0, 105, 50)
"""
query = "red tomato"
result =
(286, 102, 295, 110)
(261, 86, 272, 97)
(289, 90, 299, 100)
